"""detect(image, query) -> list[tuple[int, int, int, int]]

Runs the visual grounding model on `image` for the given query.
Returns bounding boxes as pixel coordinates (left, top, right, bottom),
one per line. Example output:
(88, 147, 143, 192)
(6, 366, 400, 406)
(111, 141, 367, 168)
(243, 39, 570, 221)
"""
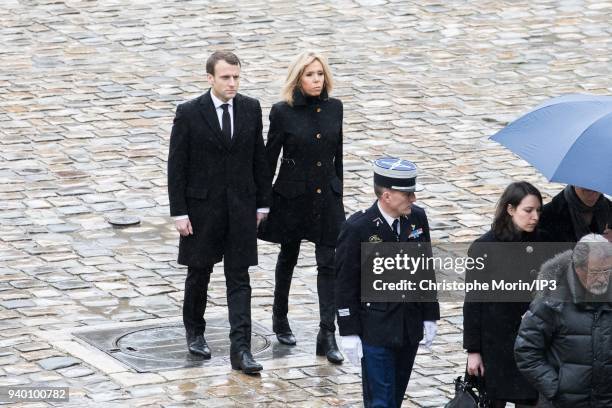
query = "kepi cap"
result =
(373, 157, 423, 192)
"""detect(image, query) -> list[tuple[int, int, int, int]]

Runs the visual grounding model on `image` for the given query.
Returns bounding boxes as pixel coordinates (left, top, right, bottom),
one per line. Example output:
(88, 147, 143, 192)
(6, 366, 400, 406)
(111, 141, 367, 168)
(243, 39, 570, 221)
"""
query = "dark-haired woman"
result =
(463, 181, 547, 408)
(258, 51, 344, 364)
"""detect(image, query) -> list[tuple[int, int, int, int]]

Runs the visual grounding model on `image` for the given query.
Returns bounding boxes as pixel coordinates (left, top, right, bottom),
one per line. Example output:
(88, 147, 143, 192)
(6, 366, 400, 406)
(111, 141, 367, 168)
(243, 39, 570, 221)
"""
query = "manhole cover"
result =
(107, 215, 140, 227)
(74, 321, 274, 372)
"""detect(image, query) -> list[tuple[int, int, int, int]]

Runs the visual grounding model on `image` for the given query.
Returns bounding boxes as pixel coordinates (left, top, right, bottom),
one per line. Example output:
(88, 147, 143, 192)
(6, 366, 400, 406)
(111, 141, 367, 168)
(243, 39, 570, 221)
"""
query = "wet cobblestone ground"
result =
(1, 0, 611, 406)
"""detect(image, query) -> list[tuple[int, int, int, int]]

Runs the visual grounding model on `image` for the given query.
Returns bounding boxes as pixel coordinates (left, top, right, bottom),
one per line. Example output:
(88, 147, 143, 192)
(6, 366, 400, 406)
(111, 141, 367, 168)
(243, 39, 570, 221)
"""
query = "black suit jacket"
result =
(167, 90, 271, 267)
(335, 201, 440, 347)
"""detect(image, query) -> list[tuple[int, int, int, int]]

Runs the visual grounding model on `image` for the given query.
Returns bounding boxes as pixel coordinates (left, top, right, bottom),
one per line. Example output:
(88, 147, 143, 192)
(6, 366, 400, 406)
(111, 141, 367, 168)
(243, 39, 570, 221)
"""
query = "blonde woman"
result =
(258, 51, 344, 364)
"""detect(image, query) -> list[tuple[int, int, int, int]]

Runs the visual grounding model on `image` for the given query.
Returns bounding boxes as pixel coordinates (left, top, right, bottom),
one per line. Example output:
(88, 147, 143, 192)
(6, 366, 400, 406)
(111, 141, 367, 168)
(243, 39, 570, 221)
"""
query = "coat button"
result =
(316, 133, 321, 139)
(317, 161, 322, 167)
(316, 107, 321, 112)
(316, 188, 322, 194)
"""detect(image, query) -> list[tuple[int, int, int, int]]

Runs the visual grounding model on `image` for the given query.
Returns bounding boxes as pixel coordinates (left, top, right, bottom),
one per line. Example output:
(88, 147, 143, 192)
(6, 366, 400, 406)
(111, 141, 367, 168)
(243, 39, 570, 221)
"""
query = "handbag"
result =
(444, 374, 491, 408)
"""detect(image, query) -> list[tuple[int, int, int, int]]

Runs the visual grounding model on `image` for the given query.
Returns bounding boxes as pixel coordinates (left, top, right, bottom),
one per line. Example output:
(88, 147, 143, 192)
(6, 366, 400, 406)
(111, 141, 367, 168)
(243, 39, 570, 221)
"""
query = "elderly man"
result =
(335, 158, 440, 408)
(514, 234, 612, 407)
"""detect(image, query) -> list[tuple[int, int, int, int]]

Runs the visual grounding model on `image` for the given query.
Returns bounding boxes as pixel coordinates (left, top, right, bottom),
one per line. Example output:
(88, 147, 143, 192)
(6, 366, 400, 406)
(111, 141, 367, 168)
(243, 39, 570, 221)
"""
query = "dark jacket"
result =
(463, 229, 547, 401)
(258, 90, 344, 246)
(515, 250, 612, 408)
(167, 91, 272, 268)
(540, 190, 611, 243)
(335, 202, 440, 347)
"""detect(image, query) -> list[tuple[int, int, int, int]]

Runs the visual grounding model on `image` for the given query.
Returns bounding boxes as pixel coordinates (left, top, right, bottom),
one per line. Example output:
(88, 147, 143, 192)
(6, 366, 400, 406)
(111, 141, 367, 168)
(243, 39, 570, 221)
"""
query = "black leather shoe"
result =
(276, 332, 297, 346)
(230, 350, 263, 374)
(273, 315, 297, 346)
(316, 329, 344, 364)
(186, 334, 211, 359)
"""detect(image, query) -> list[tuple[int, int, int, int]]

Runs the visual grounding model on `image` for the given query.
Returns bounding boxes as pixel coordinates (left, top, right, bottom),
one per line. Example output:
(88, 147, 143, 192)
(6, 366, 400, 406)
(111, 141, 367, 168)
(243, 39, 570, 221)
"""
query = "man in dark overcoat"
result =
(167, 51, 271, 374)
(335, 158, 440, 407)
(539, 185, 611, 243)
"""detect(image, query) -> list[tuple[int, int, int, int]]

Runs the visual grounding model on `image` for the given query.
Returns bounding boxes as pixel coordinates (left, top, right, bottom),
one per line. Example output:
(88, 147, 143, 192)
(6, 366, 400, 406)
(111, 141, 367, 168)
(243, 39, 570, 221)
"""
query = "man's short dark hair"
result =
(374, 183, 387, 198)
(206, 51, 241, 75)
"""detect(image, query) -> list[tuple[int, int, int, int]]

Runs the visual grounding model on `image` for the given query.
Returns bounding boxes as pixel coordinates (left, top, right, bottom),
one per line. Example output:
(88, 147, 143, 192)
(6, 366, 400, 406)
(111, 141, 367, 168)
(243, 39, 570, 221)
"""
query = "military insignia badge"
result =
(408, 227, 423, 239)
(369, 234, 383, 243)
(373, 217, 383, 227)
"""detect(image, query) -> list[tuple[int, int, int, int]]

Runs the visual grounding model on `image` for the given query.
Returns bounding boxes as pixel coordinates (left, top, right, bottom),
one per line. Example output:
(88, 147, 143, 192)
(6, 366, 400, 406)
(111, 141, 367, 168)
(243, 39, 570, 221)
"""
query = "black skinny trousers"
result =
(272, 240, 336, 332)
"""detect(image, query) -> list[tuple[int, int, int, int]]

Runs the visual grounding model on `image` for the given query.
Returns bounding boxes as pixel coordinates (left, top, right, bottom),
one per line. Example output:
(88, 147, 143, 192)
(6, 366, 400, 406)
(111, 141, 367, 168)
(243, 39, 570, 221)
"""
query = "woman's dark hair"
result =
(492, 181, 543, 241)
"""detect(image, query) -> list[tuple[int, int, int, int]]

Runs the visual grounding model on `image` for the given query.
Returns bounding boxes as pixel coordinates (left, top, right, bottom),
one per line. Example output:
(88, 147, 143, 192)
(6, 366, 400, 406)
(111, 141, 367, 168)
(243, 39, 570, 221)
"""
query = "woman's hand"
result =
(467, 352, 485, 376)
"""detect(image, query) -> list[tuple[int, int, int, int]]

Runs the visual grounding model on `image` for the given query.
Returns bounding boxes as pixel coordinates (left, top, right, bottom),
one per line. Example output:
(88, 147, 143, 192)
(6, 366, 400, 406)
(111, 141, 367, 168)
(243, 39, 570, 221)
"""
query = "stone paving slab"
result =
(2, 0, 611, 406)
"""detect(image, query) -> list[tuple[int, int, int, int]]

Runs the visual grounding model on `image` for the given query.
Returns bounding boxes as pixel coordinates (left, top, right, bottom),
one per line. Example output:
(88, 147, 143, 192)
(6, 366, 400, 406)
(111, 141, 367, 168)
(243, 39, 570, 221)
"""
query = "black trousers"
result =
(272, 240, 336, 332)
(183, 264, 252, 353)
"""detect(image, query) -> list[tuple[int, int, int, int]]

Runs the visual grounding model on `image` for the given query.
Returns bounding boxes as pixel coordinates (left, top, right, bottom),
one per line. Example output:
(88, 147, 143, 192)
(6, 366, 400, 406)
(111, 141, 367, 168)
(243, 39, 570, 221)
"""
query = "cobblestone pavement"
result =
(1, 0, 611, 406)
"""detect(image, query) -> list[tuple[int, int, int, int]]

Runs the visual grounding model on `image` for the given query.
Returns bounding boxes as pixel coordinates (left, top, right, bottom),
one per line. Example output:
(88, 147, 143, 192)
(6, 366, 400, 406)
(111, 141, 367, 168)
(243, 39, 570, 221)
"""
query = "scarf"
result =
(563, 185, 609, 240)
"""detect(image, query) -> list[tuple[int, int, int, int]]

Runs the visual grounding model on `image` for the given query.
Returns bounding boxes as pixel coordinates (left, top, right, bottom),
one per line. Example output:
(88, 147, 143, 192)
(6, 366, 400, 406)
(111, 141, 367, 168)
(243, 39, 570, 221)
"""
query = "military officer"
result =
(335, 158, 440, 407)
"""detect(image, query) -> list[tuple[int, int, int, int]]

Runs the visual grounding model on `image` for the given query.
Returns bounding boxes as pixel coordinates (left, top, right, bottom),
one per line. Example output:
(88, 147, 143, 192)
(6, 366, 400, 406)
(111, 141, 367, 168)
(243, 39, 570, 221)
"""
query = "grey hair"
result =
(573, 233, 611, 270)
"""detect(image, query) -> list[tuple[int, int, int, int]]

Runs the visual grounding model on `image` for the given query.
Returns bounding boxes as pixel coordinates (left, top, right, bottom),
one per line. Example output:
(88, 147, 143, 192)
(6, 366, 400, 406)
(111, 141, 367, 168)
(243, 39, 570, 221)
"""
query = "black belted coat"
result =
(258, 90, 345, 246)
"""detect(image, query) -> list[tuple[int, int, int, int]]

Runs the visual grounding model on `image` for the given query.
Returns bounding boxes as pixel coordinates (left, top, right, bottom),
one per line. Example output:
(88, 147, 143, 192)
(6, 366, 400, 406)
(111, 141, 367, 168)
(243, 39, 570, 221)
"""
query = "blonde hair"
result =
(281, 51, 334, 106)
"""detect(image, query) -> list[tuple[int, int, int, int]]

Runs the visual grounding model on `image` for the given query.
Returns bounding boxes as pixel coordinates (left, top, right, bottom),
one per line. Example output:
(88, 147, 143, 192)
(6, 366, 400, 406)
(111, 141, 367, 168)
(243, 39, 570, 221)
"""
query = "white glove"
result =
(340, 335, 363, 366)
(422, 321, 437, 349)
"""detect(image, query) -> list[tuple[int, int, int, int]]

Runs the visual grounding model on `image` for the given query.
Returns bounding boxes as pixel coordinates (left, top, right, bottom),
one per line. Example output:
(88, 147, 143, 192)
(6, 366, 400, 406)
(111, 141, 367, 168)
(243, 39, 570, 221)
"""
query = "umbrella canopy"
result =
(490, 94, 612, 195)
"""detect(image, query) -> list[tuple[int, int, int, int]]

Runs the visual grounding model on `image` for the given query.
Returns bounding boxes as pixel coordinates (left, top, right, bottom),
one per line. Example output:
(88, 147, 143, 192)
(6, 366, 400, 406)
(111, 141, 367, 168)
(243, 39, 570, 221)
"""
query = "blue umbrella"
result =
(490, 94, 612, 195)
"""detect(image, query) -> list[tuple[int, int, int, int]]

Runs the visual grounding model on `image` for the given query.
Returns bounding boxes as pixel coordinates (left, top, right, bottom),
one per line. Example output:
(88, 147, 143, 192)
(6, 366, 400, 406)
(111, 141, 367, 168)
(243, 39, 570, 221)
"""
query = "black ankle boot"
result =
(273, 315, 296, 346)
(316, 328, 343, 364)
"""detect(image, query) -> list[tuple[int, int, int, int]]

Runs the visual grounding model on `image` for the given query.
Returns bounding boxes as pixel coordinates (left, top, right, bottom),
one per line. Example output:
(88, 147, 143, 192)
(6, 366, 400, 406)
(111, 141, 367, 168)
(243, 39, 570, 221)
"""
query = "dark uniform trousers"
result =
(272, 241, 336, 332)
(183, 265, 252, 353)
(362, 341, 419, 408)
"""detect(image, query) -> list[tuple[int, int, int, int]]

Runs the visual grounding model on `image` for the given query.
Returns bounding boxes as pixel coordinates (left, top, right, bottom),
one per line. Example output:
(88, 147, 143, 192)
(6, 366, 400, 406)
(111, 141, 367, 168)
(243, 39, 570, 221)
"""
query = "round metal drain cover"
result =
(107, 215, 141, 227)
(116, 324, 269, 363)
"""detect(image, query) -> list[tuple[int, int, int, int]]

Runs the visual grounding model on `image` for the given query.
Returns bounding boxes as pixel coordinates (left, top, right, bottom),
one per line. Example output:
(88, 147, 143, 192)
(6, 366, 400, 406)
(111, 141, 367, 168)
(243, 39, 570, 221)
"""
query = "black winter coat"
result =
(463, 230, 548, 402)
(258, 90, 344, 246)
(540, 190, 611, 243)
(515, 250, 612, 408)
(167, 91, 272, 268)
(335, 202, 440, 347)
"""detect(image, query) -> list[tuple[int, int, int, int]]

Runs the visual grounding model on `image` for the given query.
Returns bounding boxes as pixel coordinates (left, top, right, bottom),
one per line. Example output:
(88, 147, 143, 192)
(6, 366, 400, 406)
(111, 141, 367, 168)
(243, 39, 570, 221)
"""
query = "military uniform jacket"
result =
(167, 90, 272, 268)
(335, 202, 440, 347)
(258, 90, 344, 246)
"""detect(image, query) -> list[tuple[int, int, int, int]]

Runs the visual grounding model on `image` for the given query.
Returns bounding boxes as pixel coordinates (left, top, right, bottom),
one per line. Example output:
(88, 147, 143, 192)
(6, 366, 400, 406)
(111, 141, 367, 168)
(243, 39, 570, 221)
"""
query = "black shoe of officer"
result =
(186, 333, 211, 359)
(272, 315, 296, 346)
(316, 328, 344, 364)
(230, 350, 263, 374)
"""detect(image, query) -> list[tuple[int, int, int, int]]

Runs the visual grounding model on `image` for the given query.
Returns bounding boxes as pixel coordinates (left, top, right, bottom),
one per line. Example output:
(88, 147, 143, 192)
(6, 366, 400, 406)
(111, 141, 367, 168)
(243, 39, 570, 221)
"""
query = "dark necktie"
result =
(392, 219, 399, 239)
(221, 103, 231, 140)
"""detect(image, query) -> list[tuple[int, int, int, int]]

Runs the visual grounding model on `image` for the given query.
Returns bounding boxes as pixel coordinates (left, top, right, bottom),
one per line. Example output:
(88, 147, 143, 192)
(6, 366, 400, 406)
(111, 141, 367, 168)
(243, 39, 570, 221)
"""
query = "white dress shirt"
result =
(210, 91, 234, 137)
(377, 201, 399, 234)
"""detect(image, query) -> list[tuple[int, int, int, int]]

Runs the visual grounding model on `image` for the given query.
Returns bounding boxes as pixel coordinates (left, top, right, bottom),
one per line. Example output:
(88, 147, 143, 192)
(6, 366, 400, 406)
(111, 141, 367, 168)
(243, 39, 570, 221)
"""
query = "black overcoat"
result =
(463, 230, 546, 402)
(167, 90, 271, 268)
(258, 90, 344, 246)
(335, 202, 440, 348)
(540, 190, 611, 243)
